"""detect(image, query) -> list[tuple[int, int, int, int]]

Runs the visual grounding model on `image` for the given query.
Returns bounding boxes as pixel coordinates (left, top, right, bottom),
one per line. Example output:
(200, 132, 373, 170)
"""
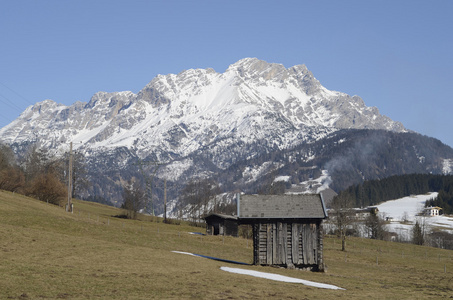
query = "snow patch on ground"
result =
(172, 251, 344, 289)
(220, 267, 345, 290)
(172, 251, 199, 257)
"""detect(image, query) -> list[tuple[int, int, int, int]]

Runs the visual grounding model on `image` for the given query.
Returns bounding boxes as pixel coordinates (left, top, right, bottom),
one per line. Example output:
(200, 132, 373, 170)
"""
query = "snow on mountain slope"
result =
(285, 170, 333, 194)
(443, 159, 453, 174)
(0, 58, 406, 162)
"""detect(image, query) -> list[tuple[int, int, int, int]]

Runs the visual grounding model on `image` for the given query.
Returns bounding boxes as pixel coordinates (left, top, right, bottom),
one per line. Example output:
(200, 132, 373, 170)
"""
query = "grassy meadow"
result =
(1, 190, 452, 299)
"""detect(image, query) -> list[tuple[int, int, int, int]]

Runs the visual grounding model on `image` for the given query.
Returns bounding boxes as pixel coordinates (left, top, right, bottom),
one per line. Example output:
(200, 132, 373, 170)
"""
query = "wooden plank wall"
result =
(252, 223, 259, 265)
(254, 221, 321, 268)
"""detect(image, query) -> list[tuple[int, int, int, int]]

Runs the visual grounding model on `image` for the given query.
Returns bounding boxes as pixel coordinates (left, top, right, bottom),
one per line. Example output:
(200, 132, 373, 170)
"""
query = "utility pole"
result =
(164, 178, 167, 223)
(67, 142, 73, 213)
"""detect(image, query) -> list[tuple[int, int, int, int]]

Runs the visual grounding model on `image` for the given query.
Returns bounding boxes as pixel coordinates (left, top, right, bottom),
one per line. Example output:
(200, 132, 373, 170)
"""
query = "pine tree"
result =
(412, 221, 424, 245)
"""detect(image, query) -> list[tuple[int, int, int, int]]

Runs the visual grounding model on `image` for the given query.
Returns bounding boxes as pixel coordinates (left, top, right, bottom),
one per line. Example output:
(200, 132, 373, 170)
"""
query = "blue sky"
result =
(1, 1, 452, 147)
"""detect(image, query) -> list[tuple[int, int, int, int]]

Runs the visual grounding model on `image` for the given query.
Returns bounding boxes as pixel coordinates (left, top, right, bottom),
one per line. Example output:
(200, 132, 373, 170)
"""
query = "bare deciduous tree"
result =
(0, 144, 25, 193)
(0, 166, 25, 192)
(330, 196, 355, 251)
(0, 144, 15, 169)
(18, 145, 67, 205)
(180, 178, 220, 223)
(28, 171, 67, 205)
(122, 179, 145, 220)
(22, 145, 48, 182)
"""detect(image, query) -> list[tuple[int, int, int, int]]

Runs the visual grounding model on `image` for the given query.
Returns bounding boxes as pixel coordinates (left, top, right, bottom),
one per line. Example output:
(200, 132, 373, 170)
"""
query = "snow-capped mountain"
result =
(3, 58, 451, 211)
(0, 58, 404, 159)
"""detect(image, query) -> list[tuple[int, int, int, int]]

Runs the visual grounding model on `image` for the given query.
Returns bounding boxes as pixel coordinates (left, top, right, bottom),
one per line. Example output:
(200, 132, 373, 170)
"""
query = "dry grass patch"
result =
(1, 190, 452, 299)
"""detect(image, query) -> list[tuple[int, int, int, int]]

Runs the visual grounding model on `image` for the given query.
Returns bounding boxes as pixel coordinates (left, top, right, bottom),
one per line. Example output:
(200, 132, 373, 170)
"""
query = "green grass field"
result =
(1, 190, 452, 299)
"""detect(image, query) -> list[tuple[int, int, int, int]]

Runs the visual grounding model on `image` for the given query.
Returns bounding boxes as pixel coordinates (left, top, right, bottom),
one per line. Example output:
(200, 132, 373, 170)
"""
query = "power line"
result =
(0, 91, 28, 112)
(0, 81, 35, 127)
(0, 81, 36, 106)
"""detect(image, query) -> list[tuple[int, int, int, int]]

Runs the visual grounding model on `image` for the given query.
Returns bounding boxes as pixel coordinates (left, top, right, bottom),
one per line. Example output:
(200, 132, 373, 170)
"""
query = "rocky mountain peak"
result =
(85, 91, 134, 110)
(28, 99, 62, 113)
(227, 57, 287, 81)
(1, 58, 407, 156)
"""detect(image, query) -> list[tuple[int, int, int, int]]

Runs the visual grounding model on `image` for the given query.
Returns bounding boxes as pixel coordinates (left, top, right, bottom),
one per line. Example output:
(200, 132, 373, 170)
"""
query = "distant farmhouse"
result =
(237, 194, 328, 271)
(349, 207, 379, 220)
(424, 206, 442, 217)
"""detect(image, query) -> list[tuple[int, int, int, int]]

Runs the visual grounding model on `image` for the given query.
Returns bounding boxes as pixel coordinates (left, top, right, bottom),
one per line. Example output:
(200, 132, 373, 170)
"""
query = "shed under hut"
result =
(203, 213, 238, 237)
(237, 194, 328, 271)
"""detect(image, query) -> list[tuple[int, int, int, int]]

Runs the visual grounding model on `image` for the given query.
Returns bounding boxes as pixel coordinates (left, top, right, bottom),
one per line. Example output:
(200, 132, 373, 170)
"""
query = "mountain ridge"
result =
(3, 58, 448, 211)
(0, 58, 405, 154)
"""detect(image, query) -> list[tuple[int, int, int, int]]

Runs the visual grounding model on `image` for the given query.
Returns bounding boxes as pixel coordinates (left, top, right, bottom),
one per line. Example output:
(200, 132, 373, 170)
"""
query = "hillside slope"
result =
(1, 191, 452, 299)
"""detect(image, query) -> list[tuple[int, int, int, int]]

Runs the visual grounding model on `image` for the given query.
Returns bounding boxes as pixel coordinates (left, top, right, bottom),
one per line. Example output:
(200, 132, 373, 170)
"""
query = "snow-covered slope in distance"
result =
(375, 193, 453, 235)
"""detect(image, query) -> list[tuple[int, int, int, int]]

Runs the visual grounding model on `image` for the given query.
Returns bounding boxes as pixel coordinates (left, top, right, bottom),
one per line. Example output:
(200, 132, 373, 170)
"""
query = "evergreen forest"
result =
(334, 174, 453, 214)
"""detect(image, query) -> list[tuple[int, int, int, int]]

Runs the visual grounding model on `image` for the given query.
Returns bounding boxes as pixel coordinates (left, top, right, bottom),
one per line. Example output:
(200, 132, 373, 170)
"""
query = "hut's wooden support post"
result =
(252, 223, 259, 265)
(317, 221, 325, 272)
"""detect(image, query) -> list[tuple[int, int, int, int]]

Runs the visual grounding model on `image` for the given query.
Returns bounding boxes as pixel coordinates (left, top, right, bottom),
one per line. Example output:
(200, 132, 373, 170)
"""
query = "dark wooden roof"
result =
(238, 194, 327, 219)
(203, 213, 238, 221)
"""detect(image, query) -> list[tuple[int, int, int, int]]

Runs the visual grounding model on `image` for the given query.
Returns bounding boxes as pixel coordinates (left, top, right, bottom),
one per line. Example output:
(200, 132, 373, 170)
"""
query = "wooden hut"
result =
(204, 213, 238, 237)
(237, 194, 328, 271)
